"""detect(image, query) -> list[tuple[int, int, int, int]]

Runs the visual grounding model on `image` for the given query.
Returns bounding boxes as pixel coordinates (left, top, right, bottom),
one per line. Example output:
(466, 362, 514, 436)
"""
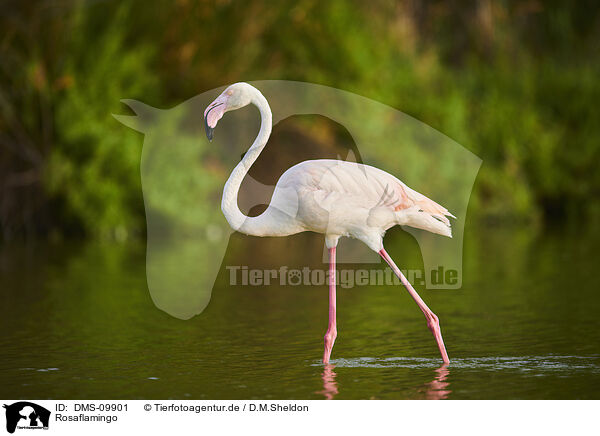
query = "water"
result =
(1, 226, 599, 399)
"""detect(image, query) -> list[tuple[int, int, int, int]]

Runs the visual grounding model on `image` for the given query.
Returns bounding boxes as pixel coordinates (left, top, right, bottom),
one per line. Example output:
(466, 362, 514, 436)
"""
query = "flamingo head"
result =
(204, 82, 254, 141)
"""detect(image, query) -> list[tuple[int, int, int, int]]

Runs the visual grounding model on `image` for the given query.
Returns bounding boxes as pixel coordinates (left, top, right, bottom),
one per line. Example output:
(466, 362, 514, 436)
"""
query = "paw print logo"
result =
(287, 269, 302, 286)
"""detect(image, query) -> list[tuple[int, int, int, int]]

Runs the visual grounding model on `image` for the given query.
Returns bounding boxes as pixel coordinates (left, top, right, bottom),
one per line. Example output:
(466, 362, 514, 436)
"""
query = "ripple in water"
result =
(312, 355, 600, 373)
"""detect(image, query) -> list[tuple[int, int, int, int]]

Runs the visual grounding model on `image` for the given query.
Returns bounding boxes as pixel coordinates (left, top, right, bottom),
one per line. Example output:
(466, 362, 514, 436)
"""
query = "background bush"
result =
(1, 0, 598, 241)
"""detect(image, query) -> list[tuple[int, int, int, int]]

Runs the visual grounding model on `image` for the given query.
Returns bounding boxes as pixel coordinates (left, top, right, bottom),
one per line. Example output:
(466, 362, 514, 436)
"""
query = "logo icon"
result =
(3, 402, 50, 434)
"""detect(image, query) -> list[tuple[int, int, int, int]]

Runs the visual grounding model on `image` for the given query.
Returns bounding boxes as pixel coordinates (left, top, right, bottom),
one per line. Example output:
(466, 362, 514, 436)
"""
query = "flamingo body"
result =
(272, 159, 453, 250)
(204, 82, 452, 364)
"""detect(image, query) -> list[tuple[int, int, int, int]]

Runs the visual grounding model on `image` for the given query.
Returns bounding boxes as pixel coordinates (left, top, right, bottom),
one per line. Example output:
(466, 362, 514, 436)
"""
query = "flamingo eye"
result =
(226, 90, 234, 96)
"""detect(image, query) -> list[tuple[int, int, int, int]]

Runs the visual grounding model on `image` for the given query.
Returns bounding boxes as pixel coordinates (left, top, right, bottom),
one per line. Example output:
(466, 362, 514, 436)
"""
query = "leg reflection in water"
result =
(423, 364, 451, 400)
(316, 362, 450, 399)
(316, 364, 339, 400)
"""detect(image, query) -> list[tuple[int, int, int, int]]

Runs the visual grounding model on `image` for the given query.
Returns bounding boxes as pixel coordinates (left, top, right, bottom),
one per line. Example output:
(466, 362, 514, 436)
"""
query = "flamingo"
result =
(204, 82, 454, 364)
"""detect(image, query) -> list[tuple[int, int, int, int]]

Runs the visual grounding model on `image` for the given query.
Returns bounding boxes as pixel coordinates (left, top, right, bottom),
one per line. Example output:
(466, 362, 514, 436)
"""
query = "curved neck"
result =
(221, 90, 272, 233)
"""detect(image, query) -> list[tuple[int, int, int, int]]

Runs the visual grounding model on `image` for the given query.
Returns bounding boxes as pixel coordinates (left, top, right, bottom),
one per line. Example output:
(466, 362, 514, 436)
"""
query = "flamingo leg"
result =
(379, 248, 450, 364)
(323, 247, 337, 364)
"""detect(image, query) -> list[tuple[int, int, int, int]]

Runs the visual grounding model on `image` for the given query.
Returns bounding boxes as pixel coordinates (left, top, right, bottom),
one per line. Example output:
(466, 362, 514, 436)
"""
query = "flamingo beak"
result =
(203, 95, 228, 142)
(204, 114, 215, 141)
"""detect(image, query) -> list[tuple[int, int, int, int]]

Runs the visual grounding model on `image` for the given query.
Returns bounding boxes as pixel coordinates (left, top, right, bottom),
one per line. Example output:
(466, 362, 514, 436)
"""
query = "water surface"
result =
(1, 226, 599, 399)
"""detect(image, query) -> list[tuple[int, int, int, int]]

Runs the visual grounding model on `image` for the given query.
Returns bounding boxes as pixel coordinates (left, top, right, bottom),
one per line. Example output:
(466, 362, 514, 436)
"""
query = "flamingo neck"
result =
(221, 90, 272, 233)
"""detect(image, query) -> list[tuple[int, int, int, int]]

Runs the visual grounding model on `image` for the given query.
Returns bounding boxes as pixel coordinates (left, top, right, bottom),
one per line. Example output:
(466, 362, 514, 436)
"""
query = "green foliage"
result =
(1, 0, 599, 240)
(46, 4, 159, 239)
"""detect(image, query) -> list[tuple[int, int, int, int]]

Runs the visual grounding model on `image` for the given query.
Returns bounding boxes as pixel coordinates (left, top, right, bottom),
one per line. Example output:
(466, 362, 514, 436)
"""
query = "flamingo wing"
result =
(280, 159, 454, 224)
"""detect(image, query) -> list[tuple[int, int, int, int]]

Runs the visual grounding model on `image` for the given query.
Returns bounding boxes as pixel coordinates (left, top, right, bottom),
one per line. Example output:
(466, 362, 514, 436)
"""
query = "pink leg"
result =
(379, 248, 450, 364)
(323, 247, 337, 364)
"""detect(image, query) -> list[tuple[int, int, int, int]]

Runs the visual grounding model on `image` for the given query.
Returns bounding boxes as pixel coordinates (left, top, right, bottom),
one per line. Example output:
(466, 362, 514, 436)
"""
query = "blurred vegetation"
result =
(1, 0, 599, 241)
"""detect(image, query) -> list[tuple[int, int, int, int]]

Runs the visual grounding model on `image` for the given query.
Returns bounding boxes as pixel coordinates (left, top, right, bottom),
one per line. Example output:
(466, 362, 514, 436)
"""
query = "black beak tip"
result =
(204, 116, 214, 142)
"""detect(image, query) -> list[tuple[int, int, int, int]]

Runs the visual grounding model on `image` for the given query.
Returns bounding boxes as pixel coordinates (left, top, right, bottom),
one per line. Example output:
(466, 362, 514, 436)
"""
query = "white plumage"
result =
(273, 159, 454, 247)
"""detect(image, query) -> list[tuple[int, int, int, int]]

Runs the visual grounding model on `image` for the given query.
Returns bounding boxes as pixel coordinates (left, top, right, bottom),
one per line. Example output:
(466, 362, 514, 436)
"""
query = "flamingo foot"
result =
(323, 328, 337, 364)
(426, 313, 450, 364)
